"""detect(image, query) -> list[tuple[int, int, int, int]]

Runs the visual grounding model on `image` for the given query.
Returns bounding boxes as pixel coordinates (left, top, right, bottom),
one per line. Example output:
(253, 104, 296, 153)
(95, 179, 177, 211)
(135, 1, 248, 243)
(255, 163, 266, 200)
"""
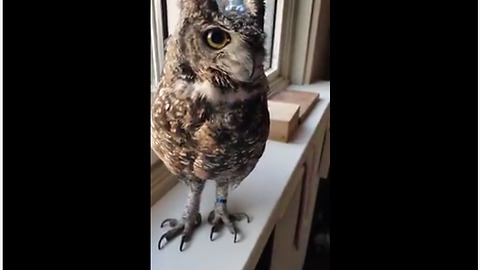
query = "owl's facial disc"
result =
(198, 26, 257, 82)
(214, 47, 256, 83)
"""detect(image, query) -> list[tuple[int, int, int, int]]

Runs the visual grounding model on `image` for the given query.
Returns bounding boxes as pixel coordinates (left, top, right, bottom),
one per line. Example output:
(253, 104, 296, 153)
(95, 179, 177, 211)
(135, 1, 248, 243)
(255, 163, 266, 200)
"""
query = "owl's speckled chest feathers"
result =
(151, 80, 270, 184)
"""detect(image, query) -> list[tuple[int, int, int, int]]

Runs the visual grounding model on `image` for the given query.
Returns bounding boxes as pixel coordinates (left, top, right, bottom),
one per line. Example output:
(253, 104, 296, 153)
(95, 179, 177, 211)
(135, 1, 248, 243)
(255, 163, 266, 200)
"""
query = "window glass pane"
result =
(151, 45, 156, 89)
(263, 0, 277, 69)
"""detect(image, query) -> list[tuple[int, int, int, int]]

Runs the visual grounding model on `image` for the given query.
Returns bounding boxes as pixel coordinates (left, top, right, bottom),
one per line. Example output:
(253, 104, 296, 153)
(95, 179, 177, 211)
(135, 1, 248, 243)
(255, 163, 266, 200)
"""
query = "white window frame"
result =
(150, 0, 166, 167)
(151, 0, 165, 92)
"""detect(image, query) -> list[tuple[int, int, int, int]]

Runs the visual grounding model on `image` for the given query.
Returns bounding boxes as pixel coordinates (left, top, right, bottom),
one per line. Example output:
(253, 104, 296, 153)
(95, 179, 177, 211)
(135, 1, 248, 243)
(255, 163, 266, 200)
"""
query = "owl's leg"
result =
(158, 181, 205, 252)
(208, 182, 251, 243)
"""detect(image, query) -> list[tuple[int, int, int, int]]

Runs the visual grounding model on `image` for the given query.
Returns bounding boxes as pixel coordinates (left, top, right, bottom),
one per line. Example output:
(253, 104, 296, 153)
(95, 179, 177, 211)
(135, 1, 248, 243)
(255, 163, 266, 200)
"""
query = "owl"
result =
(151, 0, 270, 251)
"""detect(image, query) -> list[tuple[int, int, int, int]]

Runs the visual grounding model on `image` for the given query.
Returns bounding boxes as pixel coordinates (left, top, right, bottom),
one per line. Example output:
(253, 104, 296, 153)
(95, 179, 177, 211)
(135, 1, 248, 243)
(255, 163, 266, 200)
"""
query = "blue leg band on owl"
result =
(216, 198, 227, 204)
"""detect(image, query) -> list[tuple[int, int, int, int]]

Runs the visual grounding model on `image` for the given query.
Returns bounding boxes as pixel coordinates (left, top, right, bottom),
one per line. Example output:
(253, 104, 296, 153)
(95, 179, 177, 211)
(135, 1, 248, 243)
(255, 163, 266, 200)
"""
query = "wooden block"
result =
(269, 90, 319, 123)
(268, 100, 300, 142)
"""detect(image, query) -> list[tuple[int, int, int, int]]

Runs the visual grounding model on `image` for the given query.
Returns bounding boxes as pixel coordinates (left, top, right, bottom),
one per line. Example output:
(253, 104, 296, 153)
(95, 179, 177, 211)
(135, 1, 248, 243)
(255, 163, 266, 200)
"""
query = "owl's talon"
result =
(230, 213, 250, 223)
(210, 226, 215, 241)
(158, 225, 183, 250)
(158, 233, 167, 250)
(161, 218, 177, 228)
(158, 213, 202, 251)
(233, 228, 238, 243)
(208, 210, 247, 243)
(232, 223, 241, 243)
(210, 223, 222, 241)
(243, 213, 251, 223)
(180, 235, 187, 252)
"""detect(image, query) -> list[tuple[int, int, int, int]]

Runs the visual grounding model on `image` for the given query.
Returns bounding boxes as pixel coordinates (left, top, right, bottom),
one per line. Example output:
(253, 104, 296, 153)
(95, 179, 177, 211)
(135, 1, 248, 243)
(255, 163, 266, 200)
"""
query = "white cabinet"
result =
(269, 105, 330, 270)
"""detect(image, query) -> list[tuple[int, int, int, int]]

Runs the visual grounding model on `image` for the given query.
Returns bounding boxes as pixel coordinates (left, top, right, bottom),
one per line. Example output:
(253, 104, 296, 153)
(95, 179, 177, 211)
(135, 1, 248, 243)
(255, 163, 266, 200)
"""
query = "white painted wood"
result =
(150, 0, 165, 167)
(151, 81, 330, 270)
(279, 0, 297, 80)
(267, 75, 289, 98)
(271, 110, 329, 270)
(296, 147, 316, 258)
(294, 121, 328, 269)
(306, 0, 330, 83)
(151, 164, 177, 206)
(165, 0, 180, 36)
(289, 0, 314, 84)
(308, 104, 329, 180)
(151, 0, 165, 87)
(270, 169, 304, 270)
(304, 0, 324, 83)
(151, 149, 159, 165)
(318, 117, 330, 179)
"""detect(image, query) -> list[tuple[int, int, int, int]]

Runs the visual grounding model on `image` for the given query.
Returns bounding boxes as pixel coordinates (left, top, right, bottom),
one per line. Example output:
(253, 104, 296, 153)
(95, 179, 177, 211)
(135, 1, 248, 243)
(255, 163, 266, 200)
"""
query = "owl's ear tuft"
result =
(181, 0, 219, 15)
(244, 0, 265, 25)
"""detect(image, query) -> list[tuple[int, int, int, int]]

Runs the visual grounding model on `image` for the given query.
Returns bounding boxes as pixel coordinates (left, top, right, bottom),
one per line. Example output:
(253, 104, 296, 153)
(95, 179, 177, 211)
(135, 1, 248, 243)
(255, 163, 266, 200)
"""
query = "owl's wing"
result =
(151, 88, 211, 177)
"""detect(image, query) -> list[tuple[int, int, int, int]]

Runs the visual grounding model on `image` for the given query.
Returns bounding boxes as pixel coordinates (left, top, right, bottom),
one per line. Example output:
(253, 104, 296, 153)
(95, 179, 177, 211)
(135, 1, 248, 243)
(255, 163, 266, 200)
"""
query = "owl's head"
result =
(167, 0, 266, 85)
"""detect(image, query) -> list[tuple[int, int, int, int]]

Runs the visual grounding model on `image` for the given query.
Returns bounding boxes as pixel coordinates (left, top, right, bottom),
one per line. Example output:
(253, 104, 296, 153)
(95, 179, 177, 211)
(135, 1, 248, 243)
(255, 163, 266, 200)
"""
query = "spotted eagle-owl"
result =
(151, 0, 270, 251)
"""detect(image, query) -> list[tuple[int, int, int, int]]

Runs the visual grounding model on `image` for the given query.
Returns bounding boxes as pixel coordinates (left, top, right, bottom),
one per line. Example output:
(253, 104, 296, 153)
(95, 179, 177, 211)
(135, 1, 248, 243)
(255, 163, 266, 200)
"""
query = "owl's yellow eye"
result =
(205, 29, 230, 50)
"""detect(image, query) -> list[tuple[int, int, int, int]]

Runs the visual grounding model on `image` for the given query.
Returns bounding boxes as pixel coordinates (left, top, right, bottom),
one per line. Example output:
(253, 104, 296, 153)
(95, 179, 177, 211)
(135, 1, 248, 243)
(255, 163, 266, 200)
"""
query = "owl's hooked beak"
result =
(249, 57, 256, 79)
(249, 53, 264, 81)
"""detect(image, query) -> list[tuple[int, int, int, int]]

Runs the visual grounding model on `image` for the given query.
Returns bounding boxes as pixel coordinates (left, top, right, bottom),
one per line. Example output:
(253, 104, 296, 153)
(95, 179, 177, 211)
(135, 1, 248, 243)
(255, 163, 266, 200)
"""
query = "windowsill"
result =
(151, 81, 330, 270)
